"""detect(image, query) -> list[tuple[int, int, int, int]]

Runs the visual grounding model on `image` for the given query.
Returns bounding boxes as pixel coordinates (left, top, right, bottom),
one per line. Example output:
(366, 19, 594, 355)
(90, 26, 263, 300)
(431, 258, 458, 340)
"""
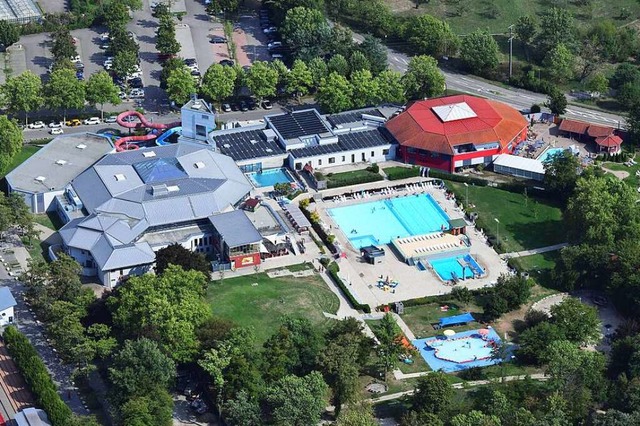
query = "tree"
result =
(264, 372, 328, 426)
(51, 27, 77, 62)
(543, 150, 581, 203)
(109, 338, 176, 401)
(515, 15, 537, 60)
(585, 73, 609, 95)
(359, 35, 388, 75)
(350, 69, 379, 109)
(536, 8, 575, 52)
(207, 0, 240, 15)
(337, 400, 378, 426)
(0, 115, 23, 173)
(201, 63, 236, 102)
(156, 16, 180, 57)
(325, 318, 374, 366)
(160, 57, 186, 89)
(166, 66, 197, 105)
(119, 389, 173, 426)
(460, 30, 499, 73)
(223, 390, 262, 426)
(154, 243, 210, 278)
(286, 59, 313, 99)
(328, 54, 349, 77)
(451, 286, 473, 305)
(402, 55, 445, 100)
(518, 322, 566, 365)
(108, 26, 139, 58)
(108, 265, 210, 362)
(327, 25, 355, 58)
(546, 88, 567, 115)
(401, 411, 444, 426)
(85, 71, 121, 120)
(316, 72, 353, 113)
(45, 68, 85, 122)
(245, 61, 278, 102)
(111, 50, 138, 79)
(374, 70, 405, 105)
(103, 0, 131, 32)
(307, 57, 328, 89)
(0, 21, 19, 48)
(269, 59, 289, 89)
(318, 334, 361, 415)
(280, 7, 331, 62)
(549, 298, 601, 344)
(2, 71, 43, 126)
(405, 14, 458, 58)
(348, 51, 370, 74)
(543, 43, 574, 83)
(375, 313, 404, 380)
(411, 372, 453, 415)
(450, 411, 501, 426)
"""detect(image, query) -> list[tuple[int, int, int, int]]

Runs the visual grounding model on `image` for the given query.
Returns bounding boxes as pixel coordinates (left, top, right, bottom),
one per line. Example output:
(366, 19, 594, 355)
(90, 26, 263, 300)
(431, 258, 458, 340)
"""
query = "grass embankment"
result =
(0, 145, 40, 178)
(207, 272, 339, 345)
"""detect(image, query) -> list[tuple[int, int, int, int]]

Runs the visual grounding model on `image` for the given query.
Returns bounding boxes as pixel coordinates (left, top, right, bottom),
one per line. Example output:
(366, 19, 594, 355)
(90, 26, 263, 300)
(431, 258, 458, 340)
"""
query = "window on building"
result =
(371, 151, 375, 157)
(318, 159, 322, 165)
(342, 156, 345, 161)
(329, 157, 335, 164)
(295, 162, 302, 170)
(196, 125, 206, 137)
(382, 149, 389, 155)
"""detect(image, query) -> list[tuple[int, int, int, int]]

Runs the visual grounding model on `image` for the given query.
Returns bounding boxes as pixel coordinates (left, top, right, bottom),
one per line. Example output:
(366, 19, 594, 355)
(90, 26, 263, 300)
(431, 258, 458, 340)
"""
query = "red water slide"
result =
(114, 111, 181, 152)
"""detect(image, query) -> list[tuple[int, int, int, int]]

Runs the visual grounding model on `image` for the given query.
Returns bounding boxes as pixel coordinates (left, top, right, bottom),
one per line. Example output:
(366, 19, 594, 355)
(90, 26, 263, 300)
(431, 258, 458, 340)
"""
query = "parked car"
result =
(270, 53, 284, 60)
(129, 77, 143, 88)
(130, 89, 145, 98)
(239, 100, 248, 112)
(70, 55, 81, 63)
(76, 71, 84, 80)
(66, 119, 82, 127)
(184, 58, 197, 66)
(122, 115, 137, 122)
(263, 26, 278, 34)
(28, 121, 45, 129)
(127, 71, 142, 79)
(48, 121, 63, 128)
(50, 128, 64, 135)
(262, 99, 273, 109)
(247, 98, 257, 110)
(210, 36, 227, 44)
(268, 41, 282, 49)
(183, 382, 198, 399)
(221, 103, 231, 112)
(190, 398, 208, 415)
(99, 44, 109, 50)
(190, 70, 201, 77)
(83, 117, 101, 125)
(99, 33, 110, 42)
(75, 62, 84, 70)
(104, 116, 117, 123)
(219, 59, 234, 67)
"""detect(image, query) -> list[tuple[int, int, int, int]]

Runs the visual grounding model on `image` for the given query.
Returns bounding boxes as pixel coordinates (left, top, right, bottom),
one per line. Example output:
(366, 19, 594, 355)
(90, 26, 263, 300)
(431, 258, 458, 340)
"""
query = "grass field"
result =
(398, 0, 640, 34)
(446, 181, 564, 253)
(207, 273, 339, 344)
(401, 301, 484, 340)
(602, 160, 639, 186)
(0, 145, 40, 178)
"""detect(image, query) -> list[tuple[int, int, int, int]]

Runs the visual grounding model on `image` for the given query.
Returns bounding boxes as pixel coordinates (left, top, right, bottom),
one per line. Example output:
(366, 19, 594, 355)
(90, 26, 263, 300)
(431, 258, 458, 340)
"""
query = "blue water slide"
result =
(156, 126, 182, 145)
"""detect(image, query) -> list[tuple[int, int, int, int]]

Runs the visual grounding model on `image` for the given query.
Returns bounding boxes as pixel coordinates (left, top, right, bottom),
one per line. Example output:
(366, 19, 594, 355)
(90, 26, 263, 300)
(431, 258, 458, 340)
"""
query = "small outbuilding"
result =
(493, 154, 545, 181)
(595, 135, 623, 154)
(0, 287, 16, 327)
(360, 245, 385, 264)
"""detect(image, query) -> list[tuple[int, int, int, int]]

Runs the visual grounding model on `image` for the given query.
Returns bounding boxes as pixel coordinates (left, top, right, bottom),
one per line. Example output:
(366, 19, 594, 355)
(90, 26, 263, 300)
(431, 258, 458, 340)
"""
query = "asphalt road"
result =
(351, 33, 626, 129)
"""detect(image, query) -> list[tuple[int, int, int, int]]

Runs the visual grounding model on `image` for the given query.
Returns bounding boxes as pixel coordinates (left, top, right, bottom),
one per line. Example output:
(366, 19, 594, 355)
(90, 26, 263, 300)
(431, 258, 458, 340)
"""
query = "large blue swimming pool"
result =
(247, 168, 294, 187)
(429, 254, 484, 281)
(328, 194, 450, 248)
(537, 147, 566, 163)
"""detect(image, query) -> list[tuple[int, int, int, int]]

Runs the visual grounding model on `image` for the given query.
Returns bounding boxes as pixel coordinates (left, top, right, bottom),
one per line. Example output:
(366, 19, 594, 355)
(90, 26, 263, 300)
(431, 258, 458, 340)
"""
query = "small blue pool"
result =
(429, 254, 484, 281)
(247, 168, 294, 187)
(537, 147, 566, 163)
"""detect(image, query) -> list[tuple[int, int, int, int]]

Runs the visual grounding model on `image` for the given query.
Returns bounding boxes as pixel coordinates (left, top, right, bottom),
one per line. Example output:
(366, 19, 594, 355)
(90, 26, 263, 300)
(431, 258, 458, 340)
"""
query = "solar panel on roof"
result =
(327, 109, 384, 127)
(269, 110, 331, 140)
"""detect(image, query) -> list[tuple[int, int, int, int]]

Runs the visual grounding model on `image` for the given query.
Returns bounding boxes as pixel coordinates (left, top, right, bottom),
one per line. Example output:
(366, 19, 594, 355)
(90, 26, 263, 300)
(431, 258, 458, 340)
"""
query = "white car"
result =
(48, 121, 63, 128)
(83, 117, 101, 125)
(130, 89, 145, 98)
(50, 128, 64, 135)
(71, 55, 82, 63)
(100, 33, 110, 42)
(127, 71, 142, 79)
(27, 121, 45, 129)
(267, 41, 282, 49)
(104, 116, 118, 123)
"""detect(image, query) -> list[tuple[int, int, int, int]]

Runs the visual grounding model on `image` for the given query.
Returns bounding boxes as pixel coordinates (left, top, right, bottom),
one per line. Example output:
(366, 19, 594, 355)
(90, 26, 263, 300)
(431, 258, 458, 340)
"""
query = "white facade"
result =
(102, 264, 153, 289)
(0, 305, 14, 327)
(289, 145, 396, 171)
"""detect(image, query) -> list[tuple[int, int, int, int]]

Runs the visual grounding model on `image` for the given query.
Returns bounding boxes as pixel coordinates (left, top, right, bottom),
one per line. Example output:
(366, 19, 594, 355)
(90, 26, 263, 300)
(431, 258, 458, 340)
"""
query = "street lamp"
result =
(463, 182, 469, 207)
(494, 218, 500, 248)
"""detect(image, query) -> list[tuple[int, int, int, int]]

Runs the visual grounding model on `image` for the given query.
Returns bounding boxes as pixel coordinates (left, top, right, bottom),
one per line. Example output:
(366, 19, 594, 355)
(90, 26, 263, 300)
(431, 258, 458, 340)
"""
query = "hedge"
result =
(300, 204, 337, 254)
(3, 326, 73, 426)
(384, 166, 420, 181)
(326, 172, 383, 189)
(327, 262, 371, 313)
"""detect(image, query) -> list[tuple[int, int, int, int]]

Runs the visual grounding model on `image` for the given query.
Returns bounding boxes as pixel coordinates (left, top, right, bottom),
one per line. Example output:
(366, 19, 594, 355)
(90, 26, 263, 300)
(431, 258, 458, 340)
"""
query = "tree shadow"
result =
(505, 219, 565, 251)
(32, 55, 52, 67)
(136, 19, 158, 29)
(139, 51, 158, 65)
(137, 35, 156, 45)
(194, 13, 211, 22)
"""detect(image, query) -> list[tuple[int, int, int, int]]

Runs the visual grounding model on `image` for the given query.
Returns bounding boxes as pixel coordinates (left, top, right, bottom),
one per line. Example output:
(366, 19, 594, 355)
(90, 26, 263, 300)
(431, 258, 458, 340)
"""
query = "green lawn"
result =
(285, 262, 313, 272)
(0, 145, 40, 178)
(325, 168, 383, 187)
(401, 301, 483, 340)
(510, 252, 561, 289)
(404, 0, 640, 34)
(446, 181, 564, 253)
(602, 160, 639, 187)
(32, 212, 65, 231)
(207, 273, 339, 345)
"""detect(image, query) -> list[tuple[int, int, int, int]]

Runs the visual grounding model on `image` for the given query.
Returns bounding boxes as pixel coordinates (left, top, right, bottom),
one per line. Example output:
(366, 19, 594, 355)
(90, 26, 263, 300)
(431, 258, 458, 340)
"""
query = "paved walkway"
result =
(500, 243, 569, 259)
(370, 373, 548, 403)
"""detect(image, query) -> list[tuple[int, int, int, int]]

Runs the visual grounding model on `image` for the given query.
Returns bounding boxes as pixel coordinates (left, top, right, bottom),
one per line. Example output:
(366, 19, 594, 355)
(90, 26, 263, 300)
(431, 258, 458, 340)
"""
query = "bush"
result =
(326, 172, 383, 188)
(327, 262, 371, 313)
(300, 204, 337, 253)
(3, 326, 73, 426)
(530, 104, 541, 113)
(385, 166, 420, 180)
(366, 163, 379, 173)
(458, 366, 487, 381)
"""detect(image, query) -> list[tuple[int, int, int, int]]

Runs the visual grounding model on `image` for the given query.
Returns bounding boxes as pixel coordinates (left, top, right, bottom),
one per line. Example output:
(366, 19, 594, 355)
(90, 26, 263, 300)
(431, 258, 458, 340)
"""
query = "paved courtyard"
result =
(314, 178, 510, 308)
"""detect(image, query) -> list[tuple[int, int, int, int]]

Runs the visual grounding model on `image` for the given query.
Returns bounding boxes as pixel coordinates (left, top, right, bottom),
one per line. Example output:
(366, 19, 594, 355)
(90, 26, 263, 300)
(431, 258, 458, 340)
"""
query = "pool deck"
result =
(315, 180, 510, 307)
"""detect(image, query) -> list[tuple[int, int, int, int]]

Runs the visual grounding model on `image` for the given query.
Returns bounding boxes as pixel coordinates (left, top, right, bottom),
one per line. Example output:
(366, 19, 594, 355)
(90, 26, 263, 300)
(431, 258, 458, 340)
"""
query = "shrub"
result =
(385, 166, 420, 180)
(530, 104, 541, 113)
(458, 366, 486, 381)
(327, 262, 371, 313)
(3, 326, 73, 426)
(366, 163, 379, 173)
(326, 172, 383, 188)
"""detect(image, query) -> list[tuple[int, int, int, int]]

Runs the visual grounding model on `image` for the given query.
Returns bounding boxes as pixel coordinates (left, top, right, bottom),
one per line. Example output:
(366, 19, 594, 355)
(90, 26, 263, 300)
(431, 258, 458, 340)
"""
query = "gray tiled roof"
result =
(209, 210, 262, 247)
(0, 287, 17, 312)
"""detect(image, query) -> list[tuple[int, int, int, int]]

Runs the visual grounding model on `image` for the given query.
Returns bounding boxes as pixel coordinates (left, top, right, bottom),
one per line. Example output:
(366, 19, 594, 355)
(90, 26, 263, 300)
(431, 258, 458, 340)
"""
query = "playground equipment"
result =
(114, 111, 181, 152)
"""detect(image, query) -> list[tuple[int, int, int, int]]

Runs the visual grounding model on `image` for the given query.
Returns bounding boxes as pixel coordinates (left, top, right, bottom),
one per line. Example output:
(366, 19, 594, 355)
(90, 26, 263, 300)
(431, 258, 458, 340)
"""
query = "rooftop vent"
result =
(35, 176, 46, 182)
(223, 143, 231, 148)
(250, 139, 258, 145)
(76, 144, 87, 150)
(55, 160, 67, 166)
(114, 173, 126, 181)
(194, 161, 205, 169)
(266, 148, 273, 153)
(191, 101, 203, 110)
(167, 185, 180, 192)
(142, 151, 156, 158)
(151, 184, 169, 196)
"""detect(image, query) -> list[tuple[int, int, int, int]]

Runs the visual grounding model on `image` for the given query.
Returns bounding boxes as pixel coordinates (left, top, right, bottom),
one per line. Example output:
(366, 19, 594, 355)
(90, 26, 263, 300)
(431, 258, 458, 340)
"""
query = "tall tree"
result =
(50, 27, 77, 62)
(201, 63, 237, 102)
(156, 16, 180, 57)
(103, 0, 131, 32)
(223, 390, 262, 426)
(286, 59, 313, 99)
(85, 71, 121, 120)
(119, 389, 173, 426)
(336, 400, 378, 426)
(543, 150, 581, 203)
(411, 371, 454, 414)
(460, 30, 499, 73)
(280, 7, 331, 62)
(375, 70, 406, 105)
(318, 334, 361, 415)
(536, 8, 575, 52)
(1, 71, 42, 126)
(515, 15, 537, 61)
(402, 55, 445, 100)
(0, 21, 19, 48)
(405, 14, 459, 58)
(0, 115, 23, 174)
(264, 372, 328, 426)
(307, 57, 328, 89)
(549, 298, 601, 345)
(375, 313, 404, 380)
(154, 243, 210, 277)
(327, 54, 349, 77)
(44, 68, 85, 123)
(316, 72, 353, 113)
(350, 69, 379, 109)
(348, 51, 370, 74)
(543, 43, 575, 83)
(546, 88, 567, 115)
(359, 35, 388, 75)
(166, 66, 197, 106)
(245, 61, 278, 102)
(111, 50, 138, 79)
